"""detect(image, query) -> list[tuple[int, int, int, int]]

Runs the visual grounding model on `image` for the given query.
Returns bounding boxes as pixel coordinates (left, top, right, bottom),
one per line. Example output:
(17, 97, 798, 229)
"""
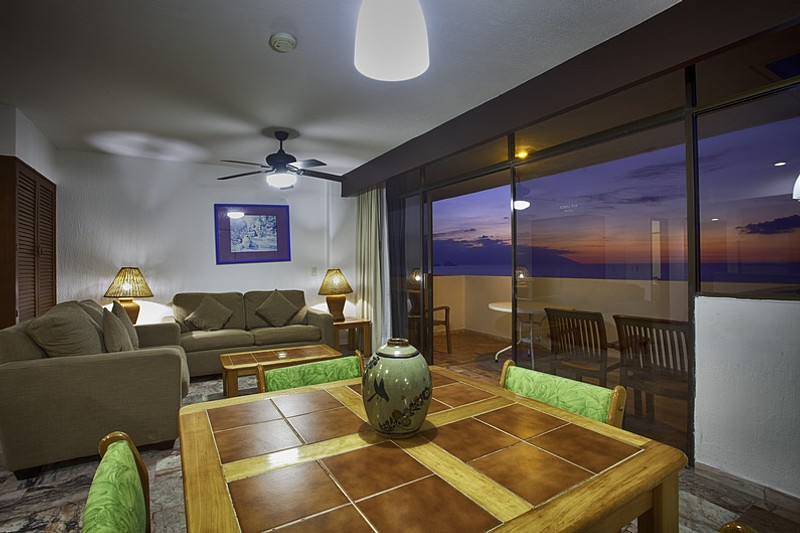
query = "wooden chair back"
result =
(613, 315, 690, 377)
(545, 308, 615, 386)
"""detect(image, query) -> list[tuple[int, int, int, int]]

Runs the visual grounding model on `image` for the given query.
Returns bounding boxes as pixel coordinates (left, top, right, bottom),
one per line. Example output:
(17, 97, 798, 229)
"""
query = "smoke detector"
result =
(269, 32, 297, 53)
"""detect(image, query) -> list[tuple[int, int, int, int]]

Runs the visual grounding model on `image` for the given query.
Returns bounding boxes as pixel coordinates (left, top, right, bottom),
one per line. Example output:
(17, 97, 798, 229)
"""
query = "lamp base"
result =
(117, 298, 140, 324)
(325, 294, 346, 322)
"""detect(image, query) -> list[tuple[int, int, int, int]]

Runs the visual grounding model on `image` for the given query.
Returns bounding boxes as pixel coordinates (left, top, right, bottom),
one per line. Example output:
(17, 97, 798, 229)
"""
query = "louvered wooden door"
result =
(0, 156, 56, 327)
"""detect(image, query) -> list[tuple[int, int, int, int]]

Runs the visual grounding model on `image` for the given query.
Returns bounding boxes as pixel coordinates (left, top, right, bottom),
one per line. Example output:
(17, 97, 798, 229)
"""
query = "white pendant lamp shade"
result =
(355, 0, 429, 81)
(793, 173, 800, 200)
(266, 172, 297, 190)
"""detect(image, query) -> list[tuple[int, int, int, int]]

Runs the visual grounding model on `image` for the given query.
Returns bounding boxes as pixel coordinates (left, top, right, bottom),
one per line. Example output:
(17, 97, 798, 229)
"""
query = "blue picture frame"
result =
(214, 204, 291, 264)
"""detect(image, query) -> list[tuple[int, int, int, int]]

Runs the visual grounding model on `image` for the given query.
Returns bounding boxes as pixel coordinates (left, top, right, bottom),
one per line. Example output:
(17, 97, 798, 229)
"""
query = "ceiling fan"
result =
(217, 130, 344, 190)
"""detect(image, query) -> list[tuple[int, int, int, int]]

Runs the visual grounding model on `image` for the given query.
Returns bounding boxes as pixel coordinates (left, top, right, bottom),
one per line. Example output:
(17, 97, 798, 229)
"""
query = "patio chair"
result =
(499, 360, 626, 427)
(408, 290, 452, 353)
(82, 431, 150, 533)
(256, 355, 363, 392)
(544, 308, 619, 387)
(613, 314, 690, 420)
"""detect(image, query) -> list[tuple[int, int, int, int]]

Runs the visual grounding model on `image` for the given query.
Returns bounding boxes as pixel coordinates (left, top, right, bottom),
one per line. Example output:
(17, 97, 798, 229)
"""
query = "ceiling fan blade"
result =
(220, 159, 270, 168)
(289, 158, 326, 170)
(217, 170, 267, 181)
(297, 168, 345, 183)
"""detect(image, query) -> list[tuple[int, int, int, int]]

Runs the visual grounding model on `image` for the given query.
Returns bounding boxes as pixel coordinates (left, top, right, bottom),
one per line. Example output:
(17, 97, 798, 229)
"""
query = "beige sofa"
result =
(172, 290, 335, 377)
(0, 300, 189, 478)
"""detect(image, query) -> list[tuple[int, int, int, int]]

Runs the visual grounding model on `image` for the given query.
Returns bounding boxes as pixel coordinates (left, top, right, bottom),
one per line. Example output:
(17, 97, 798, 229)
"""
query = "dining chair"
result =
(544, 308, 619, 387)
(256, 355, 363, 392)
(613, 314, 690, 420)
(82, 431, 150, 533)
(499, 360, 626, 427)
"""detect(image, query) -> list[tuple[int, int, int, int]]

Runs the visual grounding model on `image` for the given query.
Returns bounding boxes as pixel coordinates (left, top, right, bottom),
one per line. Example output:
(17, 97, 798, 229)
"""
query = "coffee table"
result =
(220, 344, 342, 397)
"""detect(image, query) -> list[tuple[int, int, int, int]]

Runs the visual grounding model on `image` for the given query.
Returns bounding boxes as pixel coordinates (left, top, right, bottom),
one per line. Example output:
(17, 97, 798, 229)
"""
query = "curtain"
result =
(356, 185, 391, 352)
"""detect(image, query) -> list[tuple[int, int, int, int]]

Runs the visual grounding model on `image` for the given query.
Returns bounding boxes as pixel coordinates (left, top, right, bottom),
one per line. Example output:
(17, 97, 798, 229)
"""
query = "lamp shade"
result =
(793, 173, 800, 200)
(266, 171, 297, 190)
(406, 268, 422, 290)
(318, 269, 353, 296)
(103, 267, 153, 299)
(354, 0, 429, 81)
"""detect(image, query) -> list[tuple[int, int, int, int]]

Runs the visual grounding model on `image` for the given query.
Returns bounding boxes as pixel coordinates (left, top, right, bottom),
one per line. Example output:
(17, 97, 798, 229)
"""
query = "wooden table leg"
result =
(638, 471, 679, 533)
(363, 322, 371, 356)
(225, 369, 239, 398)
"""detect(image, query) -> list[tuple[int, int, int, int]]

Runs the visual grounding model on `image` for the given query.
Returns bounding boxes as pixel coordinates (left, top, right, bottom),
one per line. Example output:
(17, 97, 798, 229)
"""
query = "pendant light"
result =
(354, 0, 429, 81)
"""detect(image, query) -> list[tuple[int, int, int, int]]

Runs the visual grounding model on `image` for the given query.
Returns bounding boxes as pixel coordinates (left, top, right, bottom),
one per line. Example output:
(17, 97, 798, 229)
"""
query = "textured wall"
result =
(0, 106, 58, 180)
(695, 296, 800, 498)
(55, 149, 357, 323)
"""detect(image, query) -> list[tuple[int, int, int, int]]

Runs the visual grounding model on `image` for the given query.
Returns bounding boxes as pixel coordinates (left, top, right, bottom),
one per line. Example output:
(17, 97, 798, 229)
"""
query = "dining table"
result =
(179, 366, 687, 533)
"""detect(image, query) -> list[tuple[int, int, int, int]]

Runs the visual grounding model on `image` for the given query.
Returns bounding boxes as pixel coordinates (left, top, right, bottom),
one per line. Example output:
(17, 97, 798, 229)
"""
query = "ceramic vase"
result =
(362, 338, 432, 437)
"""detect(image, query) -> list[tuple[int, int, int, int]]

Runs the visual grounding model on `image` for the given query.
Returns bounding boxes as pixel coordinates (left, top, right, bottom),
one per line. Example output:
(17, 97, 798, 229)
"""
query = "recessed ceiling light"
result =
(774, 161, 787, 167)
(711, 218, 719, 221)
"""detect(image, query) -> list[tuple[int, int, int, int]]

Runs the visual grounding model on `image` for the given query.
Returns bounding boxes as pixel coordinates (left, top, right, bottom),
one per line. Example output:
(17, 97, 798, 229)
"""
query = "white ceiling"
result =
(1, 0, 679, 179)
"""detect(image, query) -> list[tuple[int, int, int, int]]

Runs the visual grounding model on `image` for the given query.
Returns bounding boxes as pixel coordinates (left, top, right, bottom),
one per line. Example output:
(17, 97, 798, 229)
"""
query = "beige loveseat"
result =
(0, 300, 189, 478)
(172, 290, 335, 377)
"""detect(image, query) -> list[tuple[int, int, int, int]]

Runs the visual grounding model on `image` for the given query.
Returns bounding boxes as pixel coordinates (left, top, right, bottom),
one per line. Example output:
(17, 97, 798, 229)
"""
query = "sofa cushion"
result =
(251, 325, 321, 346)
(112, 301, 140, 349)
(244, 290, 308, 329)
(26, 302, 105, 357)
(103, 309, 134, 353)
(0, 323, 46, 364)
(173, 292, 245, 332)
(180, 329, 254, 353)
(77, 299, 104, 327)
(186, 296, 234, 331)
(256, 290, 299, 327)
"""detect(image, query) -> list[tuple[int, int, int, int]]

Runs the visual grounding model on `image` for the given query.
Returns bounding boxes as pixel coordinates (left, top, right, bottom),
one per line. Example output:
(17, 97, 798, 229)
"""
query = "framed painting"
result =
(214, 204, 291, 264)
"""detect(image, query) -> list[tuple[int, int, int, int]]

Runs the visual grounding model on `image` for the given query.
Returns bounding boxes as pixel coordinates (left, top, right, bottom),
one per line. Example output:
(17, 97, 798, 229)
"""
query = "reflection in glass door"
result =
(514, 122, 690, 453)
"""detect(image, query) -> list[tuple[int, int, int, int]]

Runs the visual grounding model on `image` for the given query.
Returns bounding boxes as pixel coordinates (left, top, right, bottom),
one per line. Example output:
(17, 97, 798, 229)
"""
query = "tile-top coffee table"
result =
(220, 344, 342, 397)
(180, 366, 687, 533)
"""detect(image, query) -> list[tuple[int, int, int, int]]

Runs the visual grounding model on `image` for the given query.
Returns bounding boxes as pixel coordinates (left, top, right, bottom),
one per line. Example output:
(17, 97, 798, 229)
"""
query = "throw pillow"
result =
(103, 309, 134, 352)
(185, 296, 233, 331)
(77, 299, 104, 327)
(27, 302, 104, 357)
(289, 305, 308, 325)
(112, 301, 140, 349)
(256, 290, 299, 327)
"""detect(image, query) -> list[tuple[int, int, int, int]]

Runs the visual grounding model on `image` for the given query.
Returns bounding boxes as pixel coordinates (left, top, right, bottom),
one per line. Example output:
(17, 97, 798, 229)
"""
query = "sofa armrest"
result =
(0, 347, 184, 472)
(135, 321, 181, 348)
(306, 308, 335, 349)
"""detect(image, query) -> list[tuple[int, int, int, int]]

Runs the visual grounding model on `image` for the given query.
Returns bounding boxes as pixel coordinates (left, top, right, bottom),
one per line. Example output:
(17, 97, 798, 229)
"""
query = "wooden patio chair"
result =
(82, 431, 150, 533)
(613, 314, 690, 420)
(544, 308, 618, 387)
(500, 360, 626, 427)
(408, 290, 452, 353)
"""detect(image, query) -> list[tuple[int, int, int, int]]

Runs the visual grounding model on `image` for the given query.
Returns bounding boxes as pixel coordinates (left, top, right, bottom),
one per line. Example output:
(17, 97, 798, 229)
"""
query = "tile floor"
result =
(0, 334, 797, 532)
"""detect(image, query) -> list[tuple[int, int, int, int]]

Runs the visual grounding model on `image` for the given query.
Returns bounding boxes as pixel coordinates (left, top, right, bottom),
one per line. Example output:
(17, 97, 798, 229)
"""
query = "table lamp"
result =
(318, 268, 352, 322)
(406, 268, 422, 315)
(103, 267, 153, 324)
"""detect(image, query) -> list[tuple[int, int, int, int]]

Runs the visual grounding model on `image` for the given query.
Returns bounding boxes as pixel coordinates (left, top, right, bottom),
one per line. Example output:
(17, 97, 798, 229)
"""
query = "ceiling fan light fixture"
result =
(354, 0, 429, 81)
(266, 171, 297, 190)
(227, 209, 245, 219)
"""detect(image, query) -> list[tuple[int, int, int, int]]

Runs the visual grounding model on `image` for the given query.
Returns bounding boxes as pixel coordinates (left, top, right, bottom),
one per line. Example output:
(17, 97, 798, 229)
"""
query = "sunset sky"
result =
(432, 116, 800, 280)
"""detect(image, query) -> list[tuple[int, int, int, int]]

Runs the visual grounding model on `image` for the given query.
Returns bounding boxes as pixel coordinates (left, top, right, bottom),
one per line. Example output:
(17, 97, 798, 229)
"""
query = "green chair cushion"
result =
(505, 365, 613, 423)
(266, 356, 361, 392)
(82, 440, 147, 533)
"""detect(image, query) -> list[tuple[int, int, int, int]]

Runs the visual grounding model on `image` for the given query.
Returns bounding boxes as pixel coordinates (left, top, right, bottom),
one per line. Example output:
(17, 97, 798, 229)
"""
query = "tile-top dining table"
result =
(179, 366, 687, 533)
